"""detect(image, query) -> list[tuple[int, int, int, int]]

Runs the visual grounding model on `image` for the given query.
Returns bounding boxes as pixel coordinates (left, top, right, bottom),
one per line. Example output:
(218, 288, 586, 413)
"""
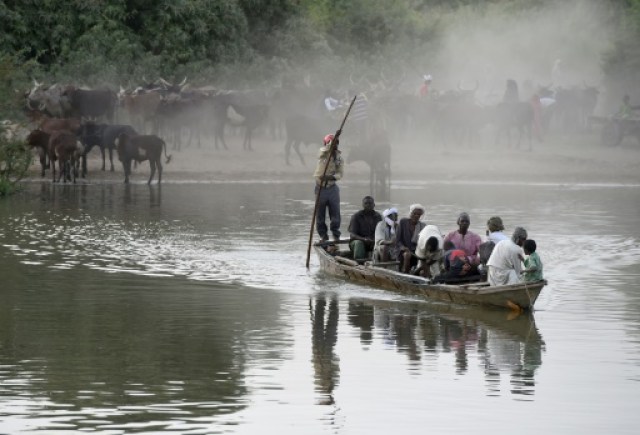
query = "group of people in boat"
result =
(312, 133, 542, 286)
(349, 198, 542, 285)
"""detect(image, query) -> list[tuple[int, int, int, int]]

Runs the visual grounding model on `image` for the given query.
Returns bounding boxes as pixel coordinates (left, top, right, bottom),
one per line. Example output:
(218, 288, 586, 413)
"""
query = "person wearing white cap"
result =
(419, 74, 432, 98)
(373, 207, 399, 263)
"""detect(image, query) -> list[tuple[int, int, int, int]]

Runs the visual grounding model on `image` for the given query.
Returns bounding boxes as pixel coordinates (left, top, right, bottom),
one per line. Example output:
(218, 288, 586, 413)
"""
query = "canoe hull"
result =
(314, 245, 545, 310)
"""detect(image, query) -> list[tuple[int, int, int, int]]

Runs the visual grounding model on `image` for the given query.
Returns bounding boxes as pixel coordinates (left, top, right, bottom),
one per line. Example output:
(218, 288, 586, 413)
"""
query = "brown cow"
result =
(25, 129, 50, 177)
(49, 130, 83, 183)
(26, 110, 81, 135)
(116, 133, 172, 184)
(118, 88, 162, 134)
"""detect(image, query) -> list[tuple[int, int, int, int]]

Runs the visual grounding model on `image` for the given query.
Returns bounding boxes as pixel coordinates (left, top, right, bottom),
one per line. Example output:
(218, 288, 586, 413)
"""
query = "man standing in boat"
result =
(313, 134, 344, 243)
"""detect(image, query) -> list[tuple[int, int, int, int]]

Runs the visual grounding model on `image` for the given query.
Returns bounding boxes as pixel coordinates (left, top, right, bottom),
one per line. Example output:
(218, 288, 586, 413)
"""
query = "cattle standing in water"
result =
(116, 133, 172, 184)
(25, 129, 51, 177)
(79, 122, 137, 176)
(50, 130, 83, 183)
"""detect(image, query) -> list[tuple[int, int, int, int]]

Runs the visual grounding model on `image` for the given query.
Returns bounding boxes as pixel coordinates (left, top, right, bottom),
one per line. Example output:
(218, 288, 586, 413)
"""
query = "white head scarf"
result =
(383, 207, 398, 234)
(409, 203, 426, 221)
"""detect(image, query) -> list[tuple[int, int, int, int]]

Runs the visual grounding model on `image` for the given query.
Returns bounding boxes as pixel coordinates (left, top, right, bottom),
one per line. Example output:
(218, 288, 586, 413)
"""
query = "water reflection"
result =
(347, 299, 545, 397)
(310, 293, 340, 405)
(123, 184, 163, 208)
(0, 250, 294, 432)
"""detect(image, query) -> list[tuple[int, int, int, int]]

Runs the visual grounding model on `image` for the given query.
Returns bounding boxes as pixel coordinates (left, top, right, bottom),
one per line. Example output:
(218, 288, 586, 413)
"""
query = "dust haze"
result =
(20, 0, 640, 191)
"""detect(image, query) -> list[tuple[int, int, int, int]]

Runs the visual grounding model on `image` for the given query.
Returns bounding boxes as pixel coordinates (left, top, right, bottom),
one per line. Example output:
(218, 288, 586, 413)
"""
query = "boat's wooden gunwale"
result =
(314, 244, 545, 310)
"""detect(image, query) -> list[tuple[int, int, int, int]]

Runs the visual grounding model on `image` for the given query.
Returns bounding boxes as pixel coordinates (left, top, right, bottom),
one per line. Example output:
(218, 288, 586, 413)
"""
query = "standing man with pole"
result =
(313, 133, 344, 244)
(306, 96, 357, 268)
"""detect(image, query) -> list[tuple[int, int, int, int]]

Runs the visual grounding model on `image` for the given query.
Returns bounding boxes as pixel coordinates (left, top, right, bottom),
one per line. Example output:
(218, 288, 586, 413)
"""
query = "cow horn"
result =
(38, 102, 46, 111)
(179, 76, 187, 87)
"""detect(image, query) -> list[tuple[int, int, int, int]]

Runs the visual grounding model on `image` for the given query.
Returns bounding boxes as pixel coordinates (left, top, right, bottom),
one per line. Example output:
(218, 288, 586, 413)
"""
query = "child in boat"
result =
(522, 239, 543, 282)
(442, 240, 456, 271)
(433, 249, 478, 283)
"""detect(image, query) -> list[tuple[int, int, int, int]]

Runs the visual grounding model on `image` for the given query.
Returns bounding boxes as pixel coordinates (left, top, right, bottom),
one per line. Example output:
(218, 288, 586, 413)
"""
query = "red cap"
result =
(449, 249, 466, 262)
(323, 134, 335, 145)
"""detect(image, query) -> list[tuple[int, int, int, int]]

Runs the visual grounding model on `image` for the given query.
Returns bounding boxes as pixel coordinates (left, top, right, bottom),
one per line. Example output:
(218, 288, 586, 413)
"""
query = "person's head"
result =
(523, 239, 537, 255)
(457, 212, 470, 233)
(362, 196, 375, 211)
(409, 204, 425, 223)
(323, 133, 338, 147)
(426, 236, 439, 253)
(512, 227, 528, 246)
(450, 249, 468, 262)
(487, 216, 504, 233)
(449, 249, 469, 270)
(383, 207, 398, 222)
(443, 240, 456, 251)
(424, 74, 433, 83)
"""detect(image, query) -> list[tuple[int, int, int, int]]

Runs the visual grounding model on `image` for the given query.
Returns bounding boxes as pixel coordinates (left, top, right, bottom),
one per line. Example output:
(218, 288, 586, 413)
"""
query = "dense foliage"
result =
(0, 53, 32, 196)
(0, 0, 637, 92)
(0, 0, 638, 196)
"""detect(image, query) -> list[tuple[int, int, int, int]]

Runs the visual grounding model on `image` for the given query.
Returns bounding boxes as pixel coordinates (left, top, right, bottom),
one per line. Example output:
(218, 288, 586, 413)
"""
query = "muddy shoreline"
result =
(22, 133, 640, 185)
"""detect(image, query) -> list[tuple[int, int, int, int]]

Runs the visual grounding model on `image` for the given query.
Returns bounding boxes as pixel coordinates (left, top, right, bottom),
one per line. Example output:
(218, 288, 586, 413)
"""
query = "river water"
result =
(1, 179, 639, 434)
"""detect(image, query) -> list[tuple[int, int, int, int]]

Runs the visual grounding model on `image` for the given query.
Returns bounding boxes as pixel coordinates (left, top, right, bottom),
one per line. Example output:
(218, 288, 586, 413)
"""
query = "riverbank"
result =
(22, 131, 640, 185)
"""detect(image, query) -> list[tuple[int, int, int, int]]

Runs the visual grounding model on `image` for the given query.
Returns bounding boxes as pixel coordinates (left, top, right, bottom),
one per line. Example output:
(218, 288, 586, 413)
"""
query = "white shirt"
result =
(487, 239, 523, 270)
(487, 231, 508, 245)
(415, 225, 443, 259)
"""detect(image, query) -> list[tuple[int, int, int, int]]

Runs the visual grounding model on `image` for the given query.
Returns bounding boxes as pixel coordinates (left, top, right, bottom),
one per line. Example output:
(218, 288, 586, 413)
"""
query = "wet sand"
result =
(24, 131, 640, 185)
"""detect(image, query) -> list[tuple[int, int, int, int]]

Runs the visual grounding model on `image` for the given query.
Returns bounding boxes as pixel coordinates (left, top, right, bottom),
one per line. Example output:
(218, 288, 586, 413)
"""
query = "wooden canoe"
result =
(314, 243, 546, 310)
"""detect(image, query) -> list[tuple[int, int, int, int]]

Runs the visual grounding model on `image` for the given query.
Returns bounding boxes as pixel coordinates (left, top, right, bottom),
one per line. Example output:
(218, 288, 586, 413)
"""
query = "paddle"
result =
(305, 95, 357, 268)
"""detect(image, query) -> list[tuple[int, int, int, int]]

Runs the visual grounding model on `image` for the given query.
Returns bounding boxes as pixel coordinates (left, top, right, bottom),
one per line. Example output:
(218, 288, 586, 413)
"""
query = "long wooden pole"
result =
(306, 95, 357, 268)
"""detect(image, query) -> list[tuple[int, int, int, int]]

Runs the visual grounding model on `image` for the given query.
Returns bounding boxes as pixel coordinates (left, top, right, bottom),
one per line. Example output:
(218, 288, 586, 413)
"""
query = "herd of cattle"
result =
(0, 76, 603, 185)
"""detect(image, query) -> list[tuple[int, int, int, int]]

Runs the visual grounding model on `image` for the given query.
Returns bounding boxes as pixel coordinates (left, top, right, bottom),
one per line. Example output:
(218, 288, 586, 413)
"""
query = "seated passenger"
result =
(486, 216, 508, 244)
(486, 227, 527, 286)
(442, 240, 456, 271)
(444, 212, 482, 265)
(521, 239, 544, 282)
(414, 224, 444, 278)
(433, 249, 480, 284)
(396, 204, 426, 273)
(374, 207, 398, 263)
(348, 196, 382, 261)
